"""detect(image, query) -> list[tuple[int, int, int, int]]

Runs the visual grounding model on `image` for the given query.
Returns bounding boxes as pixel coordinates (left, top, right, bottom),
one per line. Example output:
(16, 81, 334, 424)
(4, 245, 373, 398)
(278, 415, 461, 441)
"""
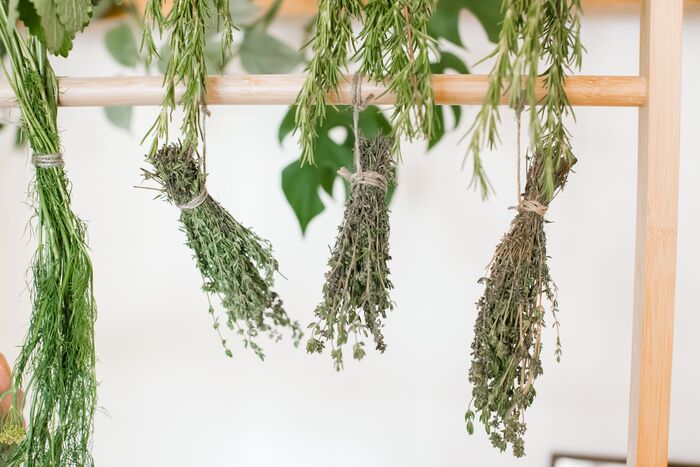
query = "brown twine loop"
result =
(176, 188, 208, 210)
(517, 198, 548, 217)
(32, 153, 64, 169)
(339, 74, 388, 192)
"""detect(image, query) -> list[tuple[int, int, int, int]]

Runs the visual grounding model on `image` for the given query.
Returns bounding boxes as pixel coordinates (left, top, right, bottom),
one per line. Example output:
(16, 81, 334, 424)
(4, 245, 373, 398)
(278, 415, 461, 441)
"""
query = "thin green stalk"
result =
(0, 4, 98, 465)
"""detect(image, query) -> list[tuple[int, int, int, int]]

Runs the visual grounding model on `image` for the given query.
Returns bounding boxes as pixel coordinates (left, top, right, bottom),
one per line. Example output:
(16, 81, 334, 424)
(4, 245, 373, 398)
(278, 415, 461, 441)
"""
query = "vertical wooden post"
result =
(628, 0, 683, 465)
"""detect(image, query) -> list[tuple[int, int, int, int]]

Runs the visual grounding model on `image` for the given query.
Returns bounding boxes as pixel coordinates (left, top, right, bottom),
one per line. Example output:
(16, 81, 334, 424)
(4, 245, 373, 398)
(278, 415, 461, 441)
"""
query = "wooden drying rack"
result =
(0, 1, 682, 466)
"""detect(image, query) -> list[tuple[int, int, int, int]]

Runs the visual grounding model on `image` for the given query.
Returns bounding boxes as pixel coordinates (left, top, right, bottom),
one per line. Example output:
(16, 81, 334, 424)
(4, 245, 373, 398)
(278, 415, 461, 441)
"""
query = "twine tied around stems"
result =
(32, 153, 64, 168)
(176, 187, 208, 210)
(337, 74, 388, 193)
(511, 106, 548, 218)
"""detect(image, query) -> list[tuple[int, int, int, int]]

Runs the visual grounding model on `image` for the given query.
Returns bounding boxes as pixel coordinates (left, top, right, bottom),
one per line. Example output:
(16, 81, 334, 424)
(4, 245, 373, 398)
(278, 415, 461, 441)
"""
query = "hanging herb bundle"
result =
(294, 0, 436, 164)
(306, 77, 395, 370)
(0, 4, 98, 465)
(464, 1, 583, 457)
(142, 0, 301, 358)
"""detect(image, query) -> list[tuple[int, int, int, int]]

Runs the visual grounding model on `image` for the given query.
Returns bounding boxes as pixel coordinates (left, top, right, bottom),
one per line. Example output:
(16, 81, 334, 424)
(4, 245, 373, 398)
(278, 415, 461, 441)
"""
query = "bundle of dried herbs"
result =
(295, 0, 436, 164)
(307, 79, 395, 370)
(145, 143, 302, 358)
(464, 0, 582, 457)
(142, 0, 299, 359)
(0, 5, 98, 465)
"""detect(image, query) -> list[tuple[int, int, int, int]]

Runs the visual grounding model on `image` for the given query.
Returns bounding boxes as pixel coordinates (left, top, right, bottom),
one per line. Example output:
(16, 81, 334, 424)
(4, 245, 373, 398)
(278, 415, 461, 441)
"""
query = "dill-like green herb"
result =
(0, 4, 98, 465)
(145, 143, 303, 359)
(307, 135, 394, 370)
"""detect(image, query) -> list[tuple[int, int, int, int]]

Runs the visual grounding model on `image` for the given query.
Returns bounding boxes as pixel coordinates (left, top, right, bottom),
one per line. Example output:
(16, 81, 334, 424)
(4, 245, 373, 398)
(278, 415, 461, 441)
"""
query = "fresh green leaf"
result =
(56, 0, 91, 33)
(282, 160, 325, 234)
(29, 0, 65, 53)
(240, 29, 301, 73)
(103, 106, 132, 131)
(428, 0, 504, 45)
(105, 22, 139, 67)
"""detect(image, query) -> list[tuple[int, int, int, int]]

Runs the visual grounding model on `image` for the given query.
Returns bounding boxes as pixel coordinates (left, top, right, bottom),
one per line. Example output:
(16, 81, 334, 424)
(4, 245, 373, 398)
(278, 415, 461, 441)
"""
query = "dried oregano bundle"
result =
(295, 0, 435, 163)
(463, 0, 582, 457)
(307, 134, 395, 370)
(145, 144, 302, 358)
(0, 8, 98, 465)
(466, 153, 571, 457)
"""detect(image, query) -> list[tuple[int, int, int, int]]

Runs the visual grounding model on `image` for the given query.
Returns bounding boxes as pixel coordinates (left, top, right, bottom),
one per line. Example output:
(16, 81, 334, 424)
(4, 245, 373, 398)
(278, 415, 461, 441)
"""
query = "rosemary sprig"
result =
(359, 0, 436, 147)
(464, 0, 582, 199)
(294, 0, 362, 165)
(307, 135, 395, 370)
(0, 4, 98, 465)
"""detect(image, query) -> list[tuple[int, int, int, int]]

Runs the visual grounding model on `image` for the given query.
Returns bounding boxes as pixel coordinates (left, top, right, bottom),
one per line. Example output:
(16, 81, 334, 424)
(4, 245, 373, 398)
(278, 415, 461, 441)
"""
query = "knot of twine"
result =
(338, 74, 388, 193)
(516, 198, 548, 217)
(176, 188, 208, 210)
(32, 153, 64, 169)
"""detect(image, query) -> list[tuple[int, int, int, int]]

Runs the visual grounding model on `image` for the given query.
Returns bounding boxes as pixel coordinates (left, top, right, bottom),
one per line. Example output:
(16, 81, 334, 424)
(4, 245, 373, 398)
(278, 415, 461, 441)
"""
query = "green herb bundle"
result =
(143, 0, 299, 358)
(307, 76, 395, 370)
(295, 0, 436, 164)
(0, 5, 98, 465)
(145, 143, 302, 358)
(307, 134, 394, 370)
(464, 0, 583, 456)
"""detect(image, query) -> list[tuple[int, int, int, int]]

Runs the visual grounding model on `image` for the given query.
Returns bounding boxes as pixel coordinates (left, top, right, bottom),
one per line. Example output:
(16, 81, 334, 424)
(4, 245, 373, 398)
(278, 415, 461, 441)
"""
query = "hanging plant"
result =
(464, 1, 583, 456)
(0, 2, 98, 464)
(294, 0, 436, 165)
(307, 77, 395, 370)
(142, 0, 301, 359)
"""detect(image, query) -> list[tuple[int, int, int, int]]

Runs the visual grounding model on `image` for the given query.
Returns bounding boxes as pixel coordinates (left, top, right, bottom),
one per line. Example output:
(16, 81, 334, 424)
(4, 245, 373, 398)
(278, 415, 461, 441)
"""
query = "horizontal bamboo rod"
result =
(0, 75, 647, 108)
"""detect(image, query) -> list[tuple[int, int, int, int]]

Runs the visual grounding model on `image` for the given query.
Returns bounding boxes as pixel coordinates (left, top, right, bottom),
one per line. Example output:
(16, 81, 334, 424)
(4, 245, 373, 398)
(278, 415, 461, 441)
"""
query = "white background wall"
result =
(0, 10, 698, 467)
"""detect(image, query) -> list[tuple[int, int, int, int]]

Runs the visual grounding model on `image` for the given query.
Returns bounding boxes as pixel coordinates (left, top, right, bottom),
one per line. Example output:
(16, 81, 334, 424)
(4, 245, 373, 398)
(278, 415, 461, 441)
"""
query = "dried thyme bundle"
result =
(145, 143, 302, 358)
(463, 0, 583, 456)
(466, 153, 571, 457)
(0, 6, 97, 465)
(307, 78, 395, 370)
(142, 1, 298, 357)
(295, 0, 436, 163)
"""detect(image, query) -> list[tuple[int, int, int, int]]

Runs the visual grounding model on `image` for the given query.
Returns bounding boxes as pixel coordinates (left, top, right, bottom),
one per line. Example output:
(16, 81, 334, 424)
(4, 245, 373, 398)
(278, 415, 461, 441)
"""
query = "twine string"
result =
(32, 153, 64, 169)
(176, 187, 208, 210)
(512, 100, 547, 218)
(339, 74, 388, 193)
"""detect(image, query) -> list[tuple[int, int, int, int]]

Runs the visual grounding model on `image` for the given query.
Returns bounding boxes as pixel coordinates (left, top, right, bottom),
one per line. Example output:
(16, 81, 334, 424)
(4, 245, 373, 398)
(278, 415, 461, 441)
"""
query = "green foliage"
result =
(10, 0, 93, 56)
(0, 3, 97, 464)
(105, 22, 139, 67)
(306, 135, 395, 370)
(280, 104, 392, 233)
(464, 0, 583, 199)
(104, 105, 132, 130)
(240, 29, 301, 73)
(428, 0, 503, 44)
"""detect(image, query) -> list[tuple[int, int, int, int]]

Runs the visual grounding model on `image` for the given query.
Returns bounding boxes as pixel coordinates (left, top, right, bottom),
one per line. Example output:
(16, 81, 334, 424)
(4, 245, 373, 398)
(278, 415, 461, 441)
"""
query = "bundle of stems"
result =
(467, 153, 570, 456)
(295, 0, 436, 164)
(142, 1, 299, 357)
(307, 134, 394, 370)
(0, 5, 97, 465)
(464, 0, 582, 456)
(145, 143, 302, 358)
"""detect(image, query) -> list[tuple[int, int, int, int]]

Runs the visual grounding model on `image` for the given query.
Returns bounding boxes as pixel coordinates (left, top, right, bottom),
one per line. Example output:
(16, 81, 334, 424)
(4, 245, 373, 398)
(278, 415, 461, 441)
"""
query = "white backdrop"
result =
(0, 11, 698, 467)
